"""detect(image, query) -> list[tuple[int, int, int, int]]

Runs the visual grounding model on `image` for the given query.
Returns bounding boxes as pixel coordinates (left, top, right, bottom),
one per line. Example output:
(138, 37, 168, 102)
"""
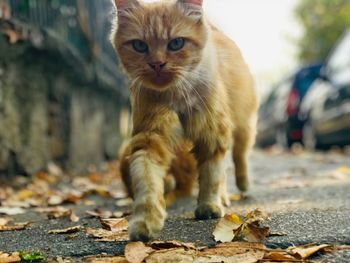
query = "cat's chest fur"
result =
(168, 88, 201, 114)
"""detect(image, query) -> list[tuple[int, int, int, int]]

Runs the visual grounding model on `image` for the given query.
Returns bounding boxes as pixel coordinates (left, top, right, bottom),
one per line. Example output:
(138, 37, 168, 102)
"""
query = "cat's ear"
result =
(113, 0, 139, 12)
(177, 0, 203, 20)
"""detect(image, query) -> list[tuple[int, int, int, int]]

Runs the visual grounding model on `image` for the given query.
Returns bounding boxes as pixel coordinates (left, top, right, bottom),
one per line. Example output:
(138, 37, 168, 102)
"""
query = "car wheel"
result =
(302, 122, 319, 150)
(276, 128, 291, 149)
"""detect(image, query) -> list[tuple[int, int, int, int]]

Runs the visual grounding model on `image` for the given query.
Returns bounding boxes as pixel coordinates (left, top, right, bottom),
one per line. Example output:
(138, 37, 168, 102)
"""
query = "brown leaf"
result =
(2, 29, 21, 44)
(264, 251, 298, 261)
(242, 221, 270, 242)
(143, 242, 266, 263)
(85, 227, 128, 242)
(245, 209, 268, 223)
(213, 213, 243, 242)
(125, 242, 153, 263)
(115, 198, 133, 207)
(0, 252, 21, 263)
(84, 256, 127, 263)
(47, 162, 63, 177)
(17, 190, 34, 201)
(145, 248, 194, 263)
(0, 218, 11, 226)
(70, 213, 80, 223)
(35, 206, 71, 219)
(287, 243, 332, 259)
(48, 226, 82, 234)
(0, 222, 30, 232)
(100, 218, 128, 232)
(196, 242, 266, 263)
(0, 207, 26, 215)
(48, 195, 64, 206)
(150, 241, 197, 250)
(229, 194, 242, 201)
(86, 210, 113, 219)
(213, 210, 270, 243)
(268, 232, 287, 237)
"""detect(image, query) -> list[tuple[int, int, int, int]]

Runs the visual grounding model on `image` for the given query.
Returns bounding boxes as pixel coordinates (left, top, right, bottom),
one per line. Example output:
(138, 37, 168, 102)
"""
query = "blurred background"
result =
(0, 0, 349, 177)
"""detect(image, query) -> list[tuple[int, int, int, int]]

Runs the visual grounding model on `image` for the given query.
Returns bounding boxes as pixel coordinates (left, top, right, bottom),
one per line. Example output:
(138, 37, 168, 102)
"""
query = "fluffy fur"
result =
(111, 0, 258, 241)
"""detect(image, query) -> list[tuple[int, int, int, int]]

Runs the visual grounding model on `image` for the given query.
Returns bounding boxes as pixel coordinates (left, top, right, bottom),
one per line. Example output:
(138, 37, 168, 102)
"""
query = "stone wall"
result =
(0, 21, 129, 176)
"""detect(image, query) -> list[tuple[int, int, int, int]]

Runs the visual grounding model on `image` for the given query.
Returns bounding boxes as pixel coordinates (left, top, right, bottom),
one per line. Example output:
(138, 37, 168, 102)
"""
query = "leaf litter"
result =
(85, 217, 129, 242)
(213, 209, 270, 243)
(48, 226, 82, 234)
(1, 158, 349, 262)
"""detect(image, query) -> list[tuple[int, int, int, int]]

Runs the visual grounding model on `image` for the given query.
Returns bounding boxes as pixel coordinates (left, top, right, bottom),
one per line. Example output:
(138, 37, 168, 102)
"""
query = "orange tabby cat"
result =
(111, 0, 258, 241)
(119, 139, 197, 204)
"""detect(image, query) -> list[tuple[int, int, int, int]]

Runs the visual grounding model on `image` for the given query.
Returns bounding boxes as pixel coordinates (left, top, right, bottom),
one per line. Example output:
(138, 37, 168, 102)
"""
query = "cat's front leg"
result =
(127, 132, 173, 241)
(194, 142, 229, 220)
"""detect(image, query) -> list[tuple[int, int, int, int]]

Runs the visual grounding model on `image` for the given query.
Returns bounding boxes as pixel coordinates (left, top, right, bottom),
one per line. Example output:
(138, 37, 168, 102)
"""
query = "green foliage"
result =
(295, 0, 350, 63)
(19, 251, 45, 262)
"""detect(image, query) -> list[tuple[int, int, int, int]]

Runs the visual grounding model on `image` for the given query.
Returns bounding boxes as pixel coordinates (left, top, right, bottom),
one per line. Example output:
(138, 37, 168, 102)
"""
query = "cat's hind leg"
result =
(232, 126, 255, 192)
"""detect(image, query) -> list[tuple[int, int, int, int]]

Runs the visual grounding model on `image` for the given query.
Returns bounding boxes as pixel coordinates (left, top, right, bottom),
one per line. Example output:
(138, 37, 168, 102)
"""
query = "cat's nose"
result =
(148, 61, 167, 73)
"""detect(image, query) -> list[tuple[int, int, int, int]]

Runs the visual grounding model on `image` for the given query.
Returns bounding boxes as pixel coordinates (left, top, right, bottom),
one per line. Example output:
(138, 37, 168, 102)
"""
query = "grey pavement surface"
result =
(0, 149, 350, 262)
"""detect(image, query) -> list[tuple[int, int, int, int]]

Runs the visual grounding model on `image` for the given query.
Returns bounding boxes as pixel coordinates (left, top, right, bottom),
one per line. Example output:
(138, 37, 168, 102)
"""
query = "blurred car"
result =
(257, 64, 322, 148)
(300, 30, 350, 150)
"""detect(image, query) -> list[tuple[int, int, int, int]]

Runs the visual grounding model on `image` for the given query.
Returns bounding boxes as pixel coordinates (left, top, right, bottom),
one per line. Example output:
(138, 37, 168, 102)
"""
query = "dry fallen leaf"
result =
(0, 218, 11, 226)
(242, 221, 270, 243)
(145, 248, 194, 263)
(35, 206, 71, 219)
(229, 194, 242, 201)
(125, 242, 154, 263)
(196, 242, 266, 263)
(47, 162, 63, 177)
(84, 256, 127, 263)
(48, 226, 82, 234)
(127, 241, 266, 263)
(213, 209, 269, 243)
(2, 29, 21, 44)
(0, 251, 21, 263)
(48, 195, 64, 206)
(245, 209, 268, 223)
(85, 227, 129, 242)
(70, 212, 80, 223)
(150, 241, 197, 250)
(329, 166, 350, 180)
(100, 218, 128, 232)
(115, 198, 133, 207)
(0, 207, 26, 215)
(86, 210, 125, 219)
(264, 251, 298, 261)
(287, 243, 332, 259)
(213, 213, 243, 242)
(0, 222, 30, 232)
(86, 210, 113, 219)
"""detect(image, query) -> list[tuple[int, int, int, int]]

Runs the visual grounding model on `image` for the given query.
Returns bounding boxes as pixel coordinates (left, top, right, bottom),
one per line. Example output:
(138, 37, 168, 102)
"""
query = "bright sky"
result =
(204, 0, 302, 96)
(143, 0, 302, 96)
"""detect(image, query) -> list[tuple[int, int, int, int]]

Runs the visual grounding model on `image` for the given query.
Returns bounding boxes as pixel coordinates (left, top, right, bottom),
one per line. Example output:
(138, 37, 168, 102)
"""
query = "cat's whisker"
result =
(176, 78, 193, 118)
(177, 72, 216, 121)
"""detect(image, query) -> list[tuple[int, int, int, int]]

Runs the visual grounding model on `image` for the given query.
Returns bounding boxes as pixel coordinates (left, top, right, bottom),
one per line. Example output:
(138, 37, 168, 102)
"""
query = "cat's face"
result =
(112, 0, 207, 91)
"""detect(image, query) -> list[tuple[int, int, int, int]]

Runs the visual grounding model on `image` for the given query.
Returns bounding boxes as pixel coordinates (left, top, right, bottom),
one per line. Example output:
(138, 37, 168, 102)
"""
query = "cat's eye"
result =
(168, 38, 185, 51)
(132, 40, 149, 53)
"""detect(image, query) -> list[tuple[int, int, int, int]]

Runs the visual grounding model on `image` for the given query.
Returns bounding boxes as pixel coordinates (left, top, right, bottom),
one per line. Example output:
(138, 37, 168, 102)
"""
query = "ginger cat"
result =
(111, 0, 258, 241)
(119, 139, 198, 205)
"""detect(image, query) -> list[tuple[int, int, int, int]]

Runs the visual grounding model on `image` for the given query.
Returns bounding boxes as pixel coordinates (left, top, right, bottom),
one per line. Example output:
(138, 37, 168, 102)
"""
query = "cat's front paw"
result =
(129, 218, 163, 242)
(195, 203, 224, 220)
(221, 191, 231, 207)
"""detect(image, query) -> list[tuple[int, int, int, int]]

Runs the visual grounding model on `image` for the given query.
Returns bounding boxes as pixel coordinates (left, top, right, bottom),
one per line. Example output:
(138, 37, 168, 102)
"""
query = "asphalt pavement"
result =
(0, 148, 350, 262)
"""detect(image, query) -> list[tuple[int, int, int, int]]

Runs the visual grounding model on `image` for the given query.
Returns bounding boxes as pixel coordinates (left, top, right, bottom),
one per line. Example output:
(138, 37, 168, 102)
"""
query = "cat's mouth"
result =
(144, 72, 175, 90)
